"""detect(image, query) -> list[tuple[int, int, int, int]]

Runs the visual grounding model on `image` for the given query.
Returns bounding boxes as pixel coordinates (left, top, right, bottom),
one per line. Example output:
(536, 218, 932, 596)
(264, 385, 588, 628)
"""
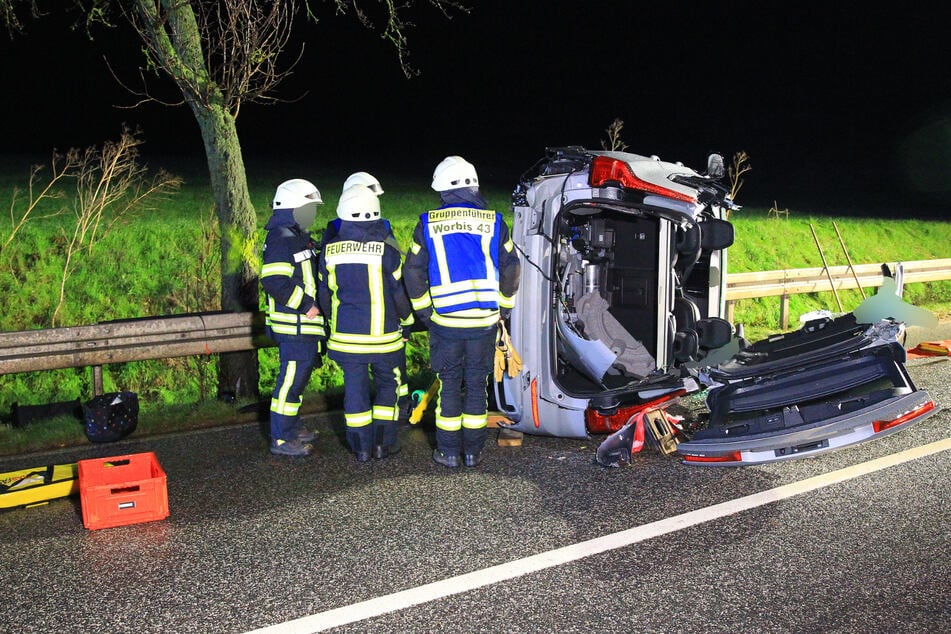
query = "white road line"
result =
(246, 437, 951, 634)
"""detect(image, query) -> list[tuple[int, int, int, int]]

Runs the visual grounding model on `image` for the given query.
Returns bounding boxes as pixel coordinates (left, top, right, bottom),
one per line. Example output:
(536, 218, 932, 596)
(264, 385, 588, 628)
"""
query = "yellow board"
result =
(0, 463, 79, 510)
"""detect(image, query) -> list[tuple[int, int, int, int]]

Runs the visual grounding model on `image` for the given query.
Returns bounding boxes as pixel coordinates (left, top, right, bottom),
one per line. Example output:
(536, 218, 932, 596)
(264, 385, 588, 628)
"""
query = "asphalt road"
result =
(1, 326, 949, 634)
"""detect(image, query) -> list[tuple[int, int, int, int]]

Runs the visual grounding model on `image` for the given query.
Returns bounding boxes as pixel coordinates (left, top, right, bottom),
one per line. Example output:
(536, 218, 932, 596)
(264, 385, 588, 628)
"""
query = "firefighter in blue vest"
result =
(403, 156, 521, 468)
(318, 184, 414, 462)
(261, 178, 326, 457)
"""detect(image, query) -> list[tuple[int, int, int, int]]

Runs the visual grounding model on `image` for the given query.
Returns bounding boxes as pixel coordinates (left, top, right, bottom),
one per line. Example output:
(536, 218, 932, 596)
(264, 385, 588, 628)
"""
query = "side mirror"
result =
(706, 153, 725, 179)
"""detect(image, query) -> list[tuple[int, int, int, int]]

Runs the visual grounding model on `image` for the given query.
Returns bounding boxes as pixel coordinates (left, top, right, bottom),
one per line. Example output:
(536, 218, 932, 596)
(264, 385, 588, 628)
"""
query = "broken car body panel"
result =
(680, 315, 938, 465)
(495, 147, 938, 465)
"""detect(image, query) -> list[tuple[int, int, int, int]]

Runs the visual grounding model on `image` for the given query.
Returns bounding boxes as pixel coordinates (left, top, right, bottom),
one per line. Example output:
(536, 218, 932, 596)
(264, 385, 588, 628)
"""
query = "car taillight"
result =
(873, 399, 935, 433)
(682, 451, 743, 464)
(585, 389, 686, 434)
(589, 156, 696, 203)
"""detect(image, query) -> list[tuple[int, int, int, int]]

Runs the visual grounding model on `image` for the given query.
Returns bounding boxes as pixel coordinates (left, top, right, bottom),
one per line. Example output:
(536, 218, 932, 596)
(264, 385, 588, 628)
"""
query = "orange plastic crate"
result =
(78, 452, 169, 530)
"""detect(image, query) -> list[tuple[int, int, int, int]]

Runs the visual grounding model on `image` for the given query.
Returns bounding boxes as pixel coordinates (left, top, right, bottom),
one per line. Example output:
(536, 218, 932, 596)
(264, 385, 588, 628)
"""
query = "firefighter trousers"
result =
(335, 349, 404, 455)
(428, 323, 496, 456)
(270, 334, 322, 442)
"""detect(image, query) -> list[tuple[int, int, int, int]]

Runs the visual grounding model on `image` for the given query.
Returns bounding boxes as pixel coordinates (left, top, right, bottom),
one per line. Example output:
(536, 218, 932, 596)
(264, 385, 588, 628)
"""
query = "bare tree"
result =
(2, 128, 181, 326)
(2, 153, 77, 258)
(601, 118, 628, 152)
(329, 0, 466, 77)
(54, 128, 181, 326)
(727, 150, 751, 205)
(1, 0, 468, 401)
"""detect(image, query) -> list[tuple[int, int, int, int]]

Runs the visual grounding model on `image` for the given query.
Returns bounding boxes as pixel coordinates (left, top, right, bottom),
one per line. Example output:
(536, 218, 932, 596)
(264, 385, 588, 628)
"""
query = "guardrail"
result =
(0, 312, 272, 395)
(724, 258, 951, 329)
(1, 259, 949, 393)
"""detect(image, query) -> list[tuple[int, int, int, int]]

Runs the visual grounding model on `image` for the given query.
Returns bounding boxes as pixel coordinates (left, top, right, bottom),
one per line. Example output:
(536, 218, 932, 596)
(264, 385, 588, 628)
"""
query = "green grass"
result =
(724, 210, 951, 340)
(1, 157, 949, 456)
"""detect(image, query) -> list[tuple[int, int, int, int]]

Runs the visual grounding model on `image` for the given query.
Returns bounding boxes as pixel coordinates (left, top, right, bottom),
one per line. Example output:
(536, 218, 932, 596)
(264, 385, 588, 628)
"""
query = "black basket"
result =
(83, 392, 139, 443)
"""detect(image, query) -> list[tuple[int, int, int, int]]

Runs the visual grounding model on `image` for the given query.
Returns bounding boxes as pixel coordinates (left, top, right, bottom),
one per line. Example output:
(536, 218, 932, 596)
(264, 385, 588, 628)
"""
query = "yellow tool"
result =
(408, 378, 440, 425)
(644, 409, 680, 455)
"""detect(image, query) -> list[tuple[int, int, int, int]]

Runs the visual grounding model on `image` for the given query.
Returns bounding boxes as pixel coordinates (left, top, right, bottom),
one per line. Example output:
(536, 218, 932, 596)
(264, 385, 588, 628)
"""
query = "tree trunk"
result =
(192, 104, 260, 401)
(127, 0, 261, 403)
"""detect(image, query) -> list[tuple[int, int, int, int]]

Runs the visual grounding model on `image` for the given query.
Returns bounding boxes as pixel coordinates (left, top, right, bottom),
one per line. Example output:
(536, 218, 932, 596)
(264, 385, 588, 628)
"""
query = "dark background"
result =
(2, 2, 950, 215)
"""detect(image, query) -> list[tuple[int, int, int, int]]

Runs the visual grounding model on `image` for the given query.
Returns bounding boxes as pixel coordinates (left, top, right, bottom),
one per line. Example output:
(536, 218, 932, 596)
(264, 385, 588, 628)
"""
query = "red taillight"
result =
(530, 377, 540, 428)
(589, 156, 696, 203)
(873, 400, 935, 433)
(682, 451, 743, 463)
(585, 389, 686, 434)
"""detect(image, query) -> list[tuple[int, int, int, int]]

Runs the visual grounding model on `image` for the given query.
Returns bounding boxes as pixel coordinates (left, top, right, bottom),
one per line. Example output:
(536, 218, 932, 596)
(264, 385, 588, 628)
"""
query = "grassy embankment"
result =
(1, 160, 949, 456)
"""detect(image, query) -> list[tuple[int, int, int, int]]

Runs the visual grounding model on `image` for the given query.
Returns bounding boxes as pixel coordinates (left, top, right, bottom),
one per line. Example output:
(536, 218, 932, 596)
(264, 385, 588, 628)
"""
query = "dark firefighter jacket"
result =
(317, 219, 413, 358)
(261, 209, 326, 337)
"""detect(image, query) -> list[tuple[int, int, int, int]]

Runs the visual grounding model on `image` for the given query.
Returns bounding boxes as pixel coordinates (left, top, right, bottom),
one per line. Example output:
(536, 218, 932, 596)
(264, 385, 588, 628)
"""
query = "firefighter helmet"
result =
(342, 171, 383, 196)
(431, 155, 479, 192)
(273, 178, 322, 229)
(337, 184, 381, 221)
(273, 178, 322, 210)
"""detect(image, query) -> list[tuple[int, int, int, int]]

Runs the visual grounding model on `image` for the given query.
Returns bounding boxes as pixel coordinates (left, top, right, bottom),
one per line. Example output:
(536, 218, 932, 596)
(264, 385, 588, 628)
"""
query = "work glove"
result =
(500, 321, 522, 377)
(494, 341, 507, 382)
(316, 336, 326, 356)
(401, 326, 412, 341)
(494, 321, 522, 381)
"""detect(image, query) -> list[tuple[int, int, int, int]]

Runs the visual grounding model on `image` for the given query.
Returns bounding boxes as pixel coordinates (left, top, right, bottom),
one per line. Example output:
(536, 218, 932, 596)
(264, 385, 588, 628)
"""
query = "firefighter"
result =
(261, 178, 327, 456)
(318, 184, 414, 462)
(403, 156, 521, 468)
(321, 172, 413, 422)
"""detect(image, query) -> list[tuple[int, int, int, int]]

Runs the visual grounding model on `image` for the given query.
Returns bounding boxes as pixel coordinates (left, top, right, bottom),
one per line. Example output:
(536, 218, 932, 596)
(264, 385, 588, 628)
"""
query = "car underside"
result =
(494, 147, 938, 466)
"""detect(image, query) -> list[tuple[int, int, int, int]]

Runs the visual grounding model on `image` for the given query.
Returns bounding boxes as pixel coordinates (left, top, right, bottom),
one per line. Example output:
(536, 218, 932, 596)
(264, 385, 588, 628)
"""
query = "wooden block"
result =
(486, 412, 522, 446)
(497, 427, 523, 447)
(486, 413, 513, 428)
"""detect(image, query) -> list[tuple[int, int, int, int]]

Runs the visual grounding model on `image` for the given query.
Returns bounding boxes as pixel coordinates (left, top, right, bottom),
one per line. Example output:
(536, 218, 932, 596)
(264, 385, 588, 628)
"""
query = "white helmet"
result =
(337, 184, 381, 221)
(431, 155, 479, 192)
(273, 179, 322, 229)
(342, 171, 383, 196)
(273, 178, 322, 210)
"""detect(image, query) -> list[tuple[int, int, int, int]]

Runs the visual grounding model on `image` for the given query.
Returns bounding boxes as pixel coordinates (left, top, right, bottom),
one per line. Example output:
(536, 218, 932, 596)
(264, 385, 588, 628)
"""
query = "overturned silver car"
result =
(493, 147, 938, 466)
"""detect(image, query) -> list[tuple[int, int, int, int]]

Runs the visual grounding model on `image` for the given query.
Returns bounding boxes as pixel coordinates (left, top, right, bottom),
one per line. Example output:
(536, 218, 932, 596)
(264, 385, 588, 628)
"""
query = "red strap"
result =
(631, 411, 646, 453)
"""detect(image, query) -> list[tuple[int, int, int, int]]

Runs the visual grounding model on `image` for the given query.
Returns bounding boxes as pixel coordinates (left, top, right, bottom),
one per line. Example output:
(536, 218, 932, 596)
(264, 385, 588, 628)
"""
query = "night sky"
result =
(2, 2, 950, 215)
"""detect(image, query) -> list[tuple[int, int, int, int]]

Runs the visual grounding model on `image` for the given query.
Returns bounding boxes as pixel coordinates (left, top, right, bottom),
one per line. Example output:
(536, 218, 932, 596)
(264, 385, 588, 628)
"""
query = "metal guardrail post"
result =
(92, 366, 103, 397)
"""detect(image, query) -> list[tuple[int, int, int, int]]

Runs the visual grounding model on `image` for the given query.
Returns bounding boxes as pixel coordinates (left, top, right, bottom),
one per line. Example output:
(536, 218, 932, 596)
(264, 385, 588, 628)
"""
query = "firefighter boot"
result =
(373, 421, 401, 460)
(463, 426, 488, 467)
(346, 428, 372, 463)
(433, 429, 461, 468)
(432, 448, 460, 468)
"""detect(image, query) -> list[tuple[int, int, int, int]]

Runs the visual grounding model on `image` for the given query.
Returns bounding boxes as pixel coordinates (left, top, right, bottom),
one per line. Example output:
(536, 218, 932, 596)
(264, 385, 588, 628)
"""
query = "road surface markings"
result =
(246, 437, 951, 634)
